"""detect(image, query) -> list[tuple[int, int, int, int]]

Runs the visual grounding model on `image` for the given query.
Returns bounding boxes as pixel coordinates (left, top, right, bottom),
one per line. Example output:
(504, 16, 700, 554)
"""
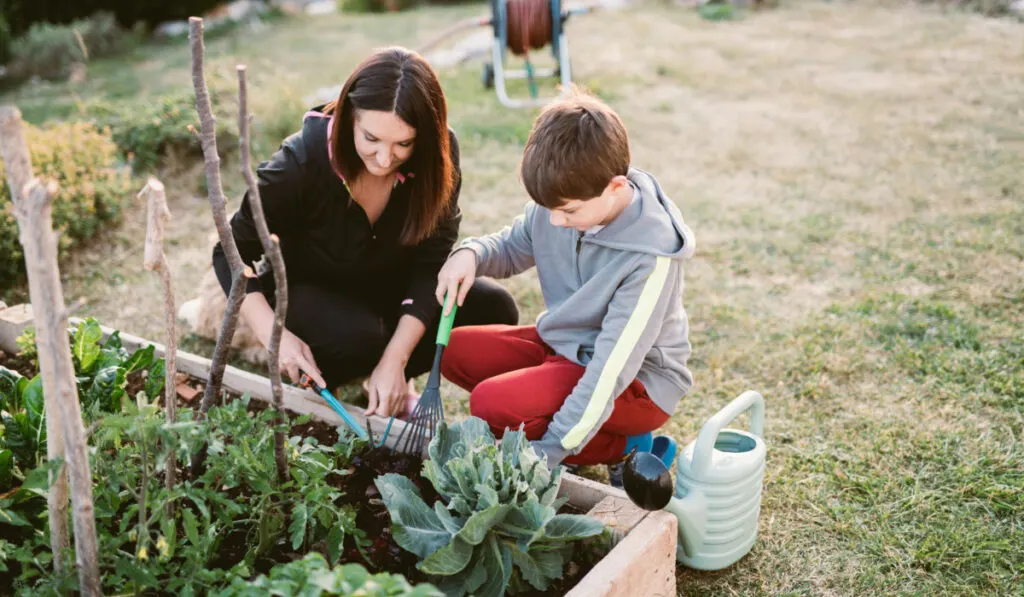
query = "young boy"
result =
(435, 89, 695, 475)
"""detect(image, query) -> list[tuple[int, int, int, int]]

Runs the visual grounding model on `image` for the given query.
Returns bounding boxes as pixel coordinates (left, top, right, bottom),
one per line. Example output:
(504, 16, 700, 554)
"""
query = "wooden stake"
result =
(237, 65, 290, 483)
(140, 177, 179, 502)
(0, 105, 70, 576)
(188, 17, 251, 418)
(12, 175, 102, 596)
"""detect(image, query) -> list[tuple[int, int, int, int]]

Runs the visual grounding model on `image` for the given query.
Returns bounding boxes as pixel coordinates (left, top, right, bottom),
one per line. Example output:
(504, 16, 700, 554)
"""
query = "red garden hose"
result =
(505, 0, 554, 57)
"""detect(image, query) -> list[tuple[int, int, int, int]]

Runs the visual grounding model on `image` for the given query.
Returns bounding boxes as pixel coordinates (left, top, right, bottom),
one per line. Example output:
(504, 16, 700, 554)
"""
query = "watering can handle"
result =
(689, 390, 765, 479)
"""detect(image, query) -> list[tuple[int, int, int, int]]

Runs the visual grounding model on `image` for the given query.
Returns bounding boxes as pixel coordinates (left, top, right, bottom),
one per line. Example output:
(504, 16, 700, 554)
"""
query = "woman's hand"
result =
(278, 328, 326, 388)
(364, 355, 409, 418)
(436, 248, 477, 316)
(239, 292, 324, 387)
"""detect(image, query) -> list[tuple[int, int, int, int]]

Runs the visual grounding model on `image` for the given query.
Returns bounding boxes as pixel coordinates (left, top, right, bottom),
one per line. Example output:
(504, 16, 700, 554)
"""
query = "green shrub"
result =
(5, 12, 136, 81)
(0, 120, 132, 284)
(86, 76, 239, 172)
(338, 0, 419, 14)
(85, 77, 309, 173)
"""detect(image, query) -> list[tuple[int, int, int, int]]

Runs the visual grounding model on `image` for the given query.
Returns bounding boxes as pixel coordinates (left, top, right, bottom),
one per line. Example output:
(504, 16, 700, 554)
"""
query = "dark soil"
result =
(0, 350, 35, 379)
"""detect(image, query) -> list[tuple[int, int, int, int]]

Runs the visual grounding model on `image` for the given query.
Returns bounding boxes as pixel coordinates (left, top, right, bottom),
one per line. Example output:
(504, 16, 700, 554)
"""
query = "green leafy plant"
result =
(214, 552, 442, 597)
(337, 0, 419, 14)
(0, 367, 45, 487)
(375, 417, 605, 597)
(4, 11, 136, 82)
(14, 327, 37, 369)
(68, 318, 164, 416)
(0, 317, 162, 548)
(83, 396, 360, 595)
(85, 77, 238, 172)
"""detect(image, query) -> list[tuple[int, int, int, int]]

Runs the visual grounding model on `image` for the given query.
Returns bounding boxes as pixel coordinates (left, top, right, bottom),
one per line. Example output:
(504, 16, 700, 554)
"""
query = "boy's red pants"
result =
(440, 325, 670, 466)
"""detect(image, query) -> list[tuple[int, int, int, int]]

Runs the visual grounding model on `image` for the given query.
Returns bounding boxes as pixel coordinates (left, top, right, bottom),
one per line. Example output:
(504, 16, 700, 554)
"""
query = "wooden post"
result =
(7, 163, 102, 593)
(237, 65, 290, 483)
(189, 17, 252, 418)
(140, 177, 179, 501)
(0, 106, 71, 576)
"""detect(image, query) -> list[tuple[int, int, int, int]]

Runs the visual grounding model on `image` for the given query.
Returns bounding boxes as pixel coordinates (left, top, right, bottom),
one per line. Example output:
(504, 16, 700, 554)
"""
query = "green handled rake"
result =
(376, 299, 458, 455)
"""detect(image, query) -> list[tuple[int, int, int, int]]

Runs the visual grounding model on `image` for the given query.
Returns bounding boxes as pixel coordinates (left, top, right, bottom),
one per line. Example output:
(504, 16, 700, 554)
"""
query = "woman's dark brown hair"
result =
(323, 46, 455, 245)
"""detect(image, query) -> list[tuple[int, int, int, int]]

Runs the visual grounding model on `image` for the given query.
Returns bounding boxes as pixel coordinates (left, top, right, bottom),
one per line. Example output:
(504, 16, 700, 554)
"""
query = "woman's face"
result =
(352, 109, 416, 177)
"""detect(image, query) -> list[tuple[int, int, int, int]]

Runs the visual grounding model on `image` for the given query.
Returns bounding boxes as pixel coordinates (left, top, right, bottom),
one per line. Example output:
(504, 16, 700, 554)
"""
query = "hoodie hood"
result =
(585, 167, 696, 260)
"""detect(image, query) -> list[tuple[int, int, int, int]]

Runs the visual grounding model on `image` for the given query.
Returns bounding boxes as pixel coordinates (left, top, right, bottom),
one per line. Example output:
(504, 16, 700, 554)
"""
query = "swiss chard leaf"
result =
(102, 330, 123, 350)
(86, 366, 127, 411)
(94, 347, 126, 372)
(72, 318, 104, 374)
(22, 375, 44, 426)
(0, 367, 26, 412)
(123, 344, 156, 374)
(145, 358, 166, 399)
(0, 449, 13, 489)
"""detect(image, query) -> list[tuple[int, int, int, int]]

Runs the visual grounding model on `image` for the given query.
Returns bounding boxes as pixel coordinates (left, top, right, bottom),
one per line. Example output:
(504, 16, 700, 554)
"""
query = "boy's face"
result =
(547, 176, 630, 232)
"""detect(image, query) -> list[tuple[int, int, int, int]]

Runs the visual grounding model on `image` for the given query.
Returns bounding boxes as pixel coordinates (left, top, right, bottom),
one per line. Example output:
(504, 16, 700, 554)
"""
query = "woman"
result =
(212, 46, 518, 419)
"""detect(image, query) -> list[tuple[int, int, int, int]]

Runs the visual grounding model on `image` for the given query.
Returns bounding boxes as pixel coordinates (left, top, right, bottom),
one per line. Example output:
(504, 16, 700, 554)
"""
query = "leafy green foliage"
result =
(214, 552, 442, 597)
(84, 76, 238, 172)
(0, 319, 431, 593)
(0, 318, 160, 526)
(3, 12, 137, 81)
(8, 394, 367, 595)
(13, 328, 36, 369)
(0, 368, 45, 489)
(0, 120, 131, 284)
(337, 0, 419, 15)
(375, 417, 605, 597)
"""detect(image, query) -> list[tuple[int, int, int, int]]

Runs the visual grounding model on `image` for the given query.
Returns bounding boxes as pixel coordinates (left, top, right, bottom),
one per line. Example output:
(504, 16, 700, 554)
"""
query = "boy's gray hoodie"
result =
(458, 168, 695, 465)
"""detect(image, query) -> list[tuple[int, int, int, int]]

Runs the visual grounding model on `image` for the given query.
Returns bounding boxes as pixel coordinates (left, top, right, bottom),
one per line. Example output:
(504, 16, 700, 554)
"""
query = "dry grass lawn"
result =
(2, 0, 1022, 594)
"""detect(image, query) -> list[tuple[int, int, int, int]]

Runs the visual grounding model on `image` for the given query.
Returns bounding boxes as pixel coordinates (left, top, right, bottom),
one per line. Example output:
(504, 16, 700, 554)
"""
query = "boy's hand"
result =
(436, 248, 477, 316)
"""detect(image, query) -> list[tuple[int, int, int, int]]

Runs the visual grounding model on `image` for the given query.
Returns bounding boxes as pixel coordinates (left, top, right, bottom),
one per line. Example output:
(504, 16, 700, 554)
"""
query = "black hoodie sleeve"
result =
(399, 132, 463, 327)
(212, 136, 306, 296)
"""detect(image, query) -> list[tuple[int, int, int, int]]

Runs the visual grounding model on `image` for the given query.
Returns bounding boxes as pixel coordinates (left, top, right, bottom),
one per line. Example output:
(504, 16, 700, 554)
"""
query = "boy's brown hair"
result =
(520, 87, 631, 208)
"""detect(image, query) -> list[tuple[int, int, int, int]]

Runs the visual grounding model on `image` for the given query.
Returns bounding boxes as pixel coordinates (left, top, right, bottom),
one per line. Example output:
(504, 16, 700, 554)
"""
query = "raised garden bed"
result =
(0, 304, 678, 596)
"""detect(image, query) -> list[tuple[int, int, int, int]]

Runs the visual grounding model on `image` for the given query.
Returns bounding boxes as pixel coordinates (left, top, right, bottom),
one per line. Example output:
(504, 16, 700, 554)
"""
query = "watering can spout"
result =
(664, 490, 709, 558)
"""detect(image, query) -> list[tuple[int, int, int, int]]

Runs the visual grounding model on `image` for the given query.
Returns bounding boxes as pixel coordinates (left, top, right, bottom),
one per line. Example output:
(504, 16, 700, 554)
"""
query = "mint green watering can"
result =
(623, 390, 766, 571)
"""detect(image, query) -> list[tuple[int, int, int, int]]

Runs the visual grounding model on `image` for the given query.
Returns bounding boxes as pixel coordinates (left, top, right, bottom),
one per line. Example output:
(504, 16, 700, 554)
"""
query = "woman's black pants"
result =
(271, 278, 519, 388)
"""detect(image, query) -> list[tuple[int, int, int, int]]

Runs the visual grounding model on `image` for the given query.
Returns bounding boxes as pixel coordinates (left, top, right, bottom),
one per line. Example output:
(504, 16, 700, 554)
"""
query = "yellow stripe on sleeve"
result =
(561, 256, 672, 450)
